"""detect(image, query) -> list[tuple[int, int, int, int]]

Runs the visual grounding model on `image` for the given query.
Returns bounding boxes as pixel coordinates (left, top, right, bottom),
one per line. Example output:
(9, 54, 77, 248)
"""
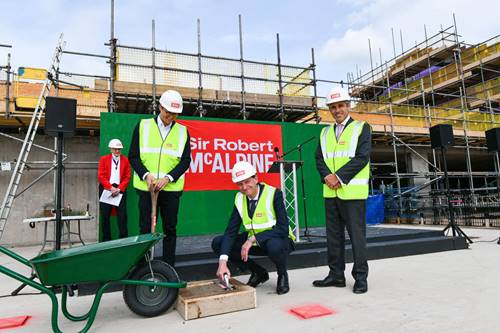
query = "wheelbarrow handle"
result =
(0, 245, 31, 267)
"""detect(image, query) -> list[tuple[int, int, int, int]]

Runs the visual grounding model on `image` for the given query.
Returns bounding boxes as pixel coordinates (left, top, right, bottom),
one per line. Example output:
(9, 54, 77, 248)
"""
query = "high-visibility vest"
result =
(133, 118, 188, 192)
(319, 120, 370, 199)
(234, 183, 296, 243)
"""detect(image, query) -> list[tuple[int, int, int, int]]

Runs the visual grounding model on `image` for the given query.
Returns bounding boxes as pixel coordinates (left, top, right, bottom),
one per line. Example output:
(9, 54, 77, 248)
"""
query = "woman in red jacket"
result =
(98, 139, 131, 241)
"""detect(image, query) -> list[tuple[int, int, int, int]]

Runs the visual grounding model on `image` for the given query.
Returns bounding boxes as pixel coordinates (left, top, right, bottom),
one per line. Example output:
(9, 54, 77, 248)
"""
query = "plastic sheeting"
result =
(366, 194, 385, 225)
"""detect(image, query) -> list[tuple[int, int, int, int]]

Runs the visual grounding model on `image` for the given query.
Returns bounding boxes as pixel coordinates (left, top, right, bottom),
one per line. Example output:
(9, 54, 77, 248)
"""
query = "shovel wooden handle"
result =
(150, 187, 159, 233)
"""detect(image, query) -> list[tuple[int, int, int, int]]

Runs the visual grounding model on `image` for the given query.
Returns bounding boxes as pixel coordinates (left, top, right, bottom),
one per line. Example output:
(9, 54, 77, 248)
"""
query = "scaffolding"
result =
(1, 13, 500, 228)
(324, 20, 500, 221)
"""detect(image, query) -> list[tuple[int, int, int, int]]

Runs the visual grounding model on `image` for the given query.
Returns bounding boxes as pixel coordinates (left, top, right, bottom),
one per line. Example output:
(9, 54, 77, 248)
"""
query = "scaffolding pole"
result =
(152, 19, 157, 115)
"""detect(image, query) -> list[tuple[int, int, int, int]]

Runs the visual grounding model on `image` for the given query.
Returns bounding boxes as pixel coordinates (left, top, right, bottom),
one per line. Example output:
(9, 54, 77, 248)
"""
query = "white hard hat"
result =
(326, 87, 350, 105)
(231, 161, 256, 183)
(159, 90, 183, 114)
(108, 139, 123, 149)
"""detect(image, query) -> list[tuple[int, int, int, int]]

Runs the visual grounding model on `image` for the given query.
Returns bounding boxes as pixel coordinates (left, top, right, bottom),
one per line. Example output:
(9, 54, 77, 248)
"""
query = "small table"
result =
(23, 215, 94, 253)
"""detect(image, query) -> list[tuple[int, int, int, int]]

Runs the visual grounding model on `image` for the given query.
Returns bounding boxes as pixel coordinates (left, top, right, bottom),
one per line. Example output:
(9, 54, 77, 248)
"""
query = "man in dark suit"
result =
(98, 138, 131, 241)
(211, 161, 295, 295)
(129, 90, 191, 266)
(313, 87, 371, 294)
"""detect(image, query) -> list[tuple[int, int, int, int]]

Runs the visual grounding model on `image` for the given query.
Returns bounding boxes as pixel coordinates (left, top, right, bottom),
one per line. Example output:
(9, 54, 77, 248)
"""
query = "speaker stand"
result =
(440, 147, 473, 244)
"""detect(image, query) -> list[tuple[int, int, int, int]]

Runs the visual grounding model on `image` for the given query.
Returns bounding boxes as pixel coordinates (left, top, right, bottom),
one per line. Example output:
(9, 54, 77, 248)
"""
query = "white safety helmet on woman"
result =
(231, 161, 256, 183)
(108, 138, 123, 149)
(326, 87, 350, 105)
(159, 90, 183, 114)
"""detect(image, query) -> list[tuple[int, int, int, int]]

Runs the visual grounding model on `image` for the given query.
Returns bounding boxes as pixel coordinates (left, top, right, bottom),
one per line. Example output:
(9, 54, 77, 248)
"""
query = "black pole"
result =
(55, 133, 64, 250)
(297, 145, 310, 238)
(441, 147, 473, 244)
(276, 33, 284, 122)
(441, 147, 456, 237)
(311, 48, 319, 123)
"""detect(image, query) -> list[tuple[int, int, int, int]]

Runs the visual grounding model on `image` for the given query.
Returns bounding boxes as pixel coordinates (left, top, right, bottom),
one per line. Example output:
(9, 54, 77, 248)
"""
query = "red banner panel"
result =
(178, 120, 282, 191)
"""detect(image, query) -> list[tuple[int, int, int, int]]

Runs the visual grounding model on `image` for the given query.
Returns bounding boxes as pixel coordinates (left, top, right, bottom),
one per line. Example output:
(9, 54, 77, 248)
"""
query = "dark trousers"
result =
(99, 185, 128, 241)
(137, 189, 182, 266)
(325, 197, 368, 282)
(211, 233, 293, 275)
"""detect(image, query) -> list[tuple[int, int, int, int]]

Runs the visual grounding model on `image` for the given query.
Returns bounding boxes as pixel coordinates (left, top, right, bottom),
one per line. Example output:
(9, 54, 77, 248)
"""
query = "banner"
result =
(178, 120, 282, 191)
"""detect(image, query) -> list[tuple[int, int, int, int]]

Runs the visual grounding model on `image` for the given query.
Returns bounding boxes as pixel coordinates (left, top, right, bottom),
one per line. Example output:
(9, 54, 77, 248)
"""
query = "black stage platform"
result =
(174, 226, 469, 280)
(77, 226, 468, 296)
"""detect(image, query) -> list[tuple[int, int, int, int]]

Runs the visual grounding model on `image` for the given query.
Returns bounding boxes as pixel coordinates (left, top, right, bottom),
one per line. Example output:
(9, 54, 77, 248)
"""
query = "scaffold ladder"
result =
(0, 36, 65, 242)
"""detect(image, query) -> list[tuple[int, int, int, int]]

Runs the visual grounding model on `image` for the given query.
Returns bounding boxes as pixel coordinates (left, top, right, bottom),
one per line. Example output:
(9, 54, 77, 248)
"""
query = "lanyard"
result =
(112, 157, 119, 170)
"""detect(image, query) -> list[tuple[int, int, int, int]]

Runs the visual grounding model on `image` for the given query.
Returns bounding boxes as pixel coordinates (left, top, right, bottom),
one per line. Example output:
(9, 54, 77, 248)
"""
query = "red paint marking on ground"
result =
(288, 304, 336, 319)
(0, 316, 31, 329)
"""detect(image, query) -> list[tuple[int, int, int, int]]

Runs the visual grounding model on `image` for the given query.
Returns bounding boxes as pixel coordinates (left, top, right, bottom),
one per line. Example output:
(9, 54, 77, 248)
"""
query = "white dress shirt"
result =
(142, 118, 174, 181)
(219, 186, 261, 261)
(334, 115, 351, 184)
(157, 117, 173, 141)
(109, 155, 121, 185)
(335, 115, 351, 140)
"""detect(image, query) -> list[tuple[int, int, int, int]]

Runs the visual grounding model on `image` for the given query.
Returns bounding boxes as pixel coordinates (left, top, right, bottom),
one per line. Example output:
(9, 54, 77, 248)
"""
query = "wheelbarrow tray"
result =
(30, 233, 163, 286)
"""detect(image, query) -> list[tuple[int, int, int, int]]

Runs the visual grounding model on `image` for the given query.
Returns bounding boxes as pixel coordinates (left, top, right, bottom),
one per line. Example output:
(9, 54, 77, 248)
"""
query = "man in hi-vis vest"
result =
(313, 87, 371, 294)
(212, 161, 295, 295)
(129, 90, 191, 266)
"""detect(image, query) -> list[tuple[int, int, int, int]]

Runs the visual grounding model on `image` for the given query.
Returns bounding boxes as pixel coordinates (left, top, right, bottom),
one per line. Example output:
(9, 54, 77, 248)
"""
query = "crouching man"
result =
(212, 161, 295, 295)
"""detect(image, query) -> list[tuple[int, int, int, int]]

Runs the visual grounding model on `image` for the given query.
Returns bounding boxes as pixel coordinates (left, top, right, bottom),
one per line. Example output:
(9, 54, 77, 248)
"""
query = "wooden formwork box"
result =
(176, 278, 256, 320)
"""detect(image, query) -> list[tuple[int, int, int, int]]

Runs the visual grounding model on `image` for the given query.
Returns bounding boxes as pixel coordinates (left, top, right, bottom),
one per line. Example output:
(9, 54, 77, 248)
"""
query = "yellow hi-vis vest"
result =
(234, 183, 296, 243)
(320, 120, 370, 200)
(133, 118, 188, 192)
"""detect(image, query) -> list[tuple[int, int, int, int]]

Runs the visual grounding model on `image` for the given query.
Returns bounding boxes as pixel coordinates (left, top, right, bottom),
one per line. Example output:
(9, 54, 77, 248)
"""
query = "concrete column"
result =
(0, 134, 99, 246)
(407, 149, 430, 193)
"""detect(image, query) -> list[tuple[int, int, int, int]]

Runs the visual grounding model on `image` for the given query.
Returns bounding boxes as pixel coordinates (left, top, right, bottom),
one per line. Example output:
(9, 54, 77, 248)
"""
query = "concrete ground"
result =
(1, 225, 499, 333)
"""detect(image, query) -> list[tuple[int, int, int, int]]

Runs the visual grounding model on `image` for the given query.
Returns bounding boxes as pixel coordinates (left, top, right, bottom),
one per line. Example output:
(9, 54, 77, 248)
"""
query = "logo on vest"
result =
(255, 212, 263, 218)
(165, 143, 173, 148)
(338, 140, 346, 145)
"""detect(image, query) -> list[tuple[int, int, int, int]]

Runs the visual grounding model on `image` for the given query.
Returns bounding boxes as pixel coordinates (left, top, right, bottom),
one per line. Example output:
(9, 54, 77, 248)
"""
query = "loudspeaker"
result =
(485, 128, 500, 152)
(45, 97, 77, 137)
(430, 124, 454, 149)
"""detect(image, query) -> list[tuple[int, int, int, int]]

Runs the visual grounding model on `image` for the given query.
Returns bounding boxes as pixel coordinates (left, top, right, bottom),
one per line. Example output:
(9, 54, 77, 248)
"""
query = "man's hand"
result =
(216, 260, 231, 281)
(324, 173, 340, 189)
(154, 177, 170, 191)
(110, 187, 120, 197)
(241, 237, 254, 262)
(146, 174, 156, 191)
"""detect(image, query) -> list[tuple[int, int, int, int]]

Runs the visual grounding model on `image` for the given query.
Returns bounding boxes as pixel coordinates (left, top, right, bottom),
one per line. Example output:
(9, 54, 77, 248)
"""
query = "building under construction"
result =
(0, 19, 499, 246)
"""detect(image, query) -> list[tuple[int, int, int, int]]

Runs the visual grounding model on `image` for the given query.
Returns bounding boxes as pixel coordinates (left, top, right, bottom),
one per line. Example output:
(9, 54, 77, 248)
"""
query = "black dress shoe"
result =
(312, 275, 346, 287)
(276, 272, 289, 295)
(353, 280, 368, 294)
(247, 270, 269, 287)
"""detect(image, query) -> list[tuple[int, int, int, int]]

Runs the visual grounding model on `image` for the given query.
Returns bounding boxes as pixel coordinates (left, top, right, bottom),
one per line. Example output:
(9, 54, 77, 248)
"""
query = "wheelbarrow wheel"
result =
(123, 260, 180, 317)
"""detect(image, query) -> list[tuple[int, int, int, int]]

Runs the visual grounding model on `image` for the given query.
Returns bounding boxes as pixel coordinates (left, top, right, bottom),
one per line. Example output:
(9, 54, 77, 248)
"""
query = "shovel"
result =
(149, 185, 159, 233)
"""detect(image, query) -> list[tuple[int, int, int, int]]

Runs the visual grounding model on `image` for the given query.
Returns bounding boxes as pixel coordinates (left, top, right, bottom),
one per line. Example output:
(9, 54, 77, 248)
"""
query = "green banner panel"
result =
(99, 113, 327, 240)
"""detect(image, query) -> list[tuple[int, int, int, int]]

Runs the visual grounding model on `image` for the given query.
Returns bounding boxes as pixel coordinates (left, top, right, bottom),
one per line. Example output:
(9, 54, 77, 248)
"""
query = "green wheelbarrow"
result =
(0, 233, 186, 333)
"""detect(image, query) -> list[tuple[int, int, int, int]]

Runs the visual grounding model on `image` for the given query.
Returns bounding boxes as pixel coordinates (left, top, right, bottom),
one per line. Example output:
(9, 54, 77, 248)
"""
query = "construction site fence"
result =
(384, 188, 500, 228)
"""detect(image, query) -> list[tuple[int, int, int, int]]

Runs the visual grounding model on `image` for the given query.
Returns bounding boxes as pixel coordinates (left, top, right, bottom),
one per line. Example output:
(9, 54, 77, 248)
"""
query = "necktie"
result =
(336, 124, 344, 140)
(248, 200, 257, 218)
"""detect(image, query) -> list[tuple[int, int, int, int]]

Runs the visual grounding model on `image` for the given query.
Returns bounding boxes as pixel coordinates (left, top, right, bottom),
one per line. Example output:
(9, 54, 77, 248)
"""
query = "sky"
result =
(0, 0, 498, 97)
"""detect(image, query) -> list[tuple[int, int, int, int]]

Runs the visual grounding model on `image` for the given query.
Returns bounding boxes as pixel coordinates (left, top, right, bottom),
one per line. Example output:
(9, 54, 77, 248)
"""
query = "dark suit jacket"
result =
(219, 183, 289, 255)
(315, 117, 372, 184)
(128, 117, 191, 185)
(98, 154, 131, 193)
